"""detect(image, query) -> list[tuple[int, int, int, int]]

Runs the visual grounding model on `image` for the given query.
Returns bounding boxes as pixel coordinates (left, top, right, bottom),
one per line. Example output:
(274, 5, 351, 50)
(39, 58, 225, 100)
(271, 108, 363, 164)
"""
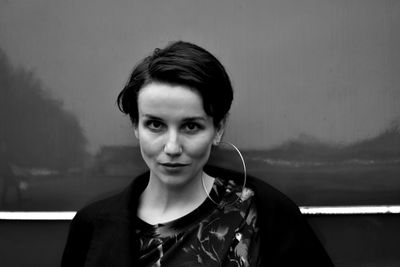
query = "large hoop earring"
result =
(201, 141, 247, 206)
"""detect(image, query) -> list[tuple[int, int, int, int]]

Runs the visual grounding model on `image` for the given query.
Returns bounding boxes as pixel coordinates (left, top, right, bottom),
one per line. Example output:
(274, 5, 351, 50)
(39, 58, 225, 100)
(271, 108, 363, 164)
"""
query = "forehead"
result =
(137, 83, 207, 118)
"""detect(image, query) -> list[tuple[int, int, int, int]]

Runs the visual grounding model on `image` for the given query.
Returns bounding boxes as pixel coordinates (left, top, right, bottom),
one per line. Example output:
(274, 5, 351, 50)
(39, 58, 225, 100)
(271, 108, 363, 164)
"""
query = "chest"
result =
(83, 219, 137, 267)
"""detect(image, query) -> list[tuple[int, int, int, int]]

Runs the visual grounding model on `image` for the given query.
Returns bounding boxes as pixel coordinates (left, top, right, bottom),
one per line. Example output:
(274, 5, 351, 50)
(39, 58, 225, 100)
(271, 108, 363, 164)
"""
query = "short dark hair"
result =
(117, 41, 233, 126)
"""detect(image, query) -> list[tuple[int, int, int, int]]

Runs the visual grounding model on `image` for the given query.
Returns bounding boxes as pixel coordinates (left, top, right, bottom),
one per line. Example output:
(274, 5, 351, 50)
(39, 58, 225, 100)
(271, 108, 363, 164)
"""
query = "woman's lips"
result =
(159, 162, 190, 172)
(160, 162, 189, 167)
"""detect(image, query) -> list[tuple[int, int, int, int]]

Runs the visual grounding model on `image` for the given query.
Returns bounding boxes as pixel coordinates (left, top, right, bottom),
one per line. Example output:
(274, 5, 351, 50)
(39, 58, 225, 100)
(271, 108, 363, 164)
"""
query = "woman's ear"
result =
(213, 118, 227, 145)
(133, 123, 139, 139)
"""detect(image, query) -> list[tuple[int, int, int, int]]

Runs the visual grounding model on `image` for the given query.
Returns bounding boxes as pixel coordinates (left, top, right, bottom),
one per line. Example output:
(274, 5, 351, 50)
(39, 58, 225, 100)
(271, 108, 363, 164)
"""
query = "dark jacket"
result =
(62, 166, 334, 266)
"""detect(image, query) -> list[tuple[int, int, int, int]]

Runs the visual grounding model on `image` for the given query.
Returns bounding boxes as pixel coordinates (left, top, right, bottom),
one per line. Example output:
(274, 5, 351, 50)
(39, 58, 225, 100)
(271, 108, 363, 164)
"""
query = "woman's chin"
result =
(151, 169, 199, 188)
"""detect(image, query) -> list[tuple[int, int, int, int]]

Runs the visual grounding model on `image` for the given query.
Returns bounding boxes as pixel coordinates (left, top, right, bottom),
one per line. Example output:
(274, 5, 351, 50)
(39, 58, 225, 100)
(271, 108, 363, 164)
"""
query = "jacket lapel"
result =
(84, 173, 150, 267)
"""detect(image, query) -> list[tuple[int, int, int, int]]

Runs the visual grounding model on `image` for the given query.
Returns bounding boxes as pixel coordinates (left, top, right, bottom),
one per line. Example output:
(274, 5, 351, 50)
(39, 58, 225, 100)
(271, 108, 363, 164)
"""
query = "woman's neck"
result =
(138, 171, 215, 225)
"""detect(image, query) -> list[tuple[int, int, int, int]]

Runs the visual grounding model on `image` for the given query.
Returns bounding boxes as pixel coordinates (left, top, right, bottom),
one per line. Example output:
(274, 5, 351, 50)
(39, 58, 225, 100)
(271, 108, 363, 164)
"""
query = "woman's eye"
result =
(183, 123, 201, 133)
(146, 120, 164, 131)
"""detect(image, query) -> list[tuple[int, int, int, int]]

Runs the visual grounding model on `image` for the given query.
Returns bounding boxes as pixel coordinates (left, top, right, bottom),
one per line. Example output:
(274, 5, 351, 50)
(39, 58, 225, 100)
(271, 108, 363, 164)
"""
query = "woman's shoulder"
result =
(72, 189, 128, 225)
(247, 176, 298, 206)
(73, 172, 150, 223)
(246, 175, 303, 218)
(205, 165, 301, 215)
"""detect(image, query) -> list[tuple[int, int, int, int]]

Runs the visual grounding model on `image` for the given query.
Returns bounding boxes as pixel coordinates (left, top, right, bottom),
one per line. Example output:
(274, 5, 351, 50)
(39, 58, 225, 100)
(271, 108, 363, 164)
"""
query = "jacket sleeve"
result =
(61, 209, 94, 267)
(271, 203, 333, 266)
(253, 178, 334, 266)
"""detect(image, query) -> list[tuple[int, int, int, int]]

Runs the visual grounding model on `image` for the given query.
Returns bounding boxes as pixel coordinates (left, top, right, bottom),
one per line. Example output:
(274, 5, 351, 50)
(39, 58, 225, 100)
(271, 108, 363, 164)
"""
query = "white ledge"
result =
(1, 206, 400, 220)
(300, 205, 400, 215)
(0, 211, 76, 220)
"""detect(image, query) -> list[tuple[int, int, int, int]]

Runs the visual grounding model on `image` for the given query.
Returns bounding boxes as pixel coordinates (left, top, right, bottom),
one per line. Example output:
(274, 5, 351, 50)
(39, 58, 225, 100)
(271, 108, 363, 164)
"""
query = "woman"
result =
(62, 41, 333, 266)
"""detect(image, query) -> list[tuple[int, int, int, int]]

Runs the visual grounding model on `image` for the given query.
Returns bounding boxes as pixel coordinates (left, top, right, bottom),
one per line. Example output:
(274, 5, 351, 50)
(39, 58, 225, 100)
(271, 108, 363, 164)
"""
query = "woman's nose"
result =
(164, 132, 182, 155)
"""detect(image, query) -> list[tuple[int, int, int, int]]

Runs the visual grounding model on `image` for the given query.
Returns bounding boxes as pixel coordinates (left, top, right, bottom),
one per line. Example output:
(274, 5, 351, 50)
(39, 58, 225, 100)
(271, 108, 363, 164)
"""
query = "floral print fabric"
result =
(135, 177, 260, 267)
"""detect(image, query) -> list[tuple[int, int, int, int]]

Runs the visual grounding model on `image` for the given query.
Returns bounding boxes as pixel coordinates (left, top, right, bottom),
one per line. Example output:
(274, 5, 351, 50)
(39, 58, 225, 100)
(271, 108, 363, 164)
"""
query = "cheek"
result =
(185, 135, 214, 160)
(137, 130, 160, 159)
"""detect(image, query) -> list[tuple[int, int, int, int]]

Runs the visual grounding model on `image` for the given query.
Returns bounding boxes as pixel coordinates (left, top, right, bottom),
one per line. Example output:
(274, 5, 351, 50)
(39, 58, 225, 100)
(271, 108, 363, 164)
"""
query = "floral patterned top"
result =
(135, 177, 260, 267)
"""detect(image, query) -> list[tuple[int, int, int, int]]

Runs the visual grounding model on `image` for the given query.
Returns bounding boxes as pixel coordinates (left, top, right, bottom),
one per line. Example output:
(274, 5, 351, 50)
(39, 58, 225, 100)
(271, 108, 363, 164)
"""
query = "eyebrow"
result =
(142, 114, 206, 122)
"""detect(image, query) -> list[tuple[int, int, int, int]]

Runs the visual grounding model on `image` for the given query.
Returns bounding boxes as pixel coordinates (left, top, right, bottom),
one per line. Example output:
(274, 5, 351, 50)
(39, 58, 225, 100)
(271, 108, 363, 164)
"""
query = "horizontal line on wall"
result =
(1, 205, 400, 220)
(300, 205, 400, 215)
(0, 211, 76, 220)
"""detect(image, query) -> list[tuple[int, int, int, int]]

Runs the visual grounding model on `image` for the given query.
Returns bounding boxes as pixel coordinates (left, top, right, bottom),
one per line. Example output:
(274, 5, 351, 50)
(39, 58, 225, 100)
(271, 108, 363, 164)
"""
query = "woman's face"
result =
(134, 82, 224, 188)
